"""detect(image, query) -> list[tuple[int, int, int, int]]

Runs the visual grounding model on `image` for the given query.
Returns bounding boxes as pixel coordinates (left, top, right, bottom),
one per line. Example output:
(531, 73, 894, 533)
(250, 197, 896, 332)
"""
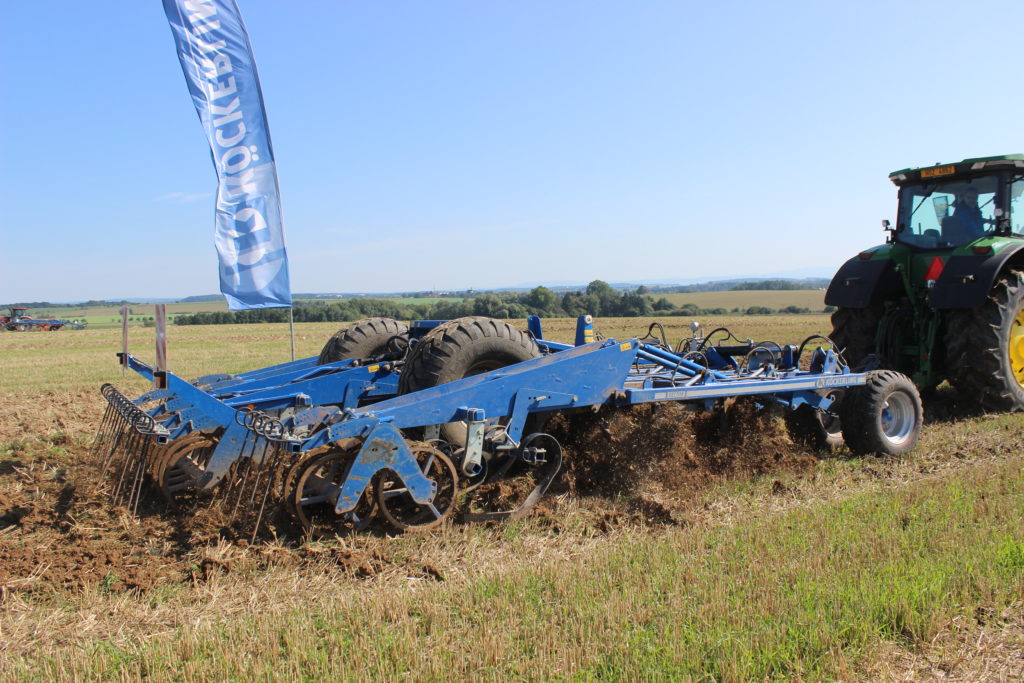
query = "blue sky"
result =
(1, 1, 1021, 302)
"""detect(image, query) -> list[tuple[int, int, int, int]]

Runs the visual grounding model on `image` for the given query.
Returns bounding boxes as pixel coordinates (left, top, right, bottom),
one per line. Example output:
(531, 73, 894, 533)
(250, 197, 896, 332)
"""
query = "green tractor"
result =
(826, 154, 1024, 412)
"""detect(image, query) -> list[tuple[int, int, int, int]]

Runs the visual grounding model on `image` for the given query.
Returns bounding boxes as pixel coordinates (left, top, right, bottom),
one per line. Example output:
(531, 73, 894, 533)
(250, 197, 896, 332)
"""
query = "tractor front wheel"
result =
(944, 269, 1024, 411)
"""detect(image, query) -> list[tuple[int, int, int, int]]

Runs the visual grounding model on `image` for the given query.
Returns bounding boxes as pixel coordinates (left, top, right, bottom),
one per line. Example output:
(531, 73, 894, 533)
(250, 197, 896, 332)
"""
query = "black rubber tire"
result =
(829, 306, 882, 369)
(784, 397, 844, 452)
(839, 370, 923, 456)
(943, 269, 1024, 412)
(317, 318, 408, 365)
(399, 316, 541, 444)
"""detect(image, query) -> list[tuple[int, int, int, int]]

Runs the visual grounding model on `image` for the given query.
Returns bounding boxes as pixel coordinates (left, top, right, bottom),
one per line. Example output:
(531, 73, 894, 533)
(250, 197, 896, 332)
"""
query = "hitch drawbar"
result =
(93, 315, 923, 537)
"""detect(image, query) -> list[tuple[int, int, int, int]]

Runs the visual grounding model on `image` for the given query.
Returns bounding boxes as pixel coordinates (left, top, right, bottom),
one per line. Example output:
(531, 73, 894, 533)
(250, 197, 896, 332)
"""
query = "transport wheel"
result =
(290, 443, 376, 535)
(317, 317, 409, 365)
(829, 305, 882, 369)
(376, 443, 459, 532)
(839, 370, 923, 456)
(944, 269, 1024, 411)
(399, 316, 541, 444)
(784, 393, 844, 452)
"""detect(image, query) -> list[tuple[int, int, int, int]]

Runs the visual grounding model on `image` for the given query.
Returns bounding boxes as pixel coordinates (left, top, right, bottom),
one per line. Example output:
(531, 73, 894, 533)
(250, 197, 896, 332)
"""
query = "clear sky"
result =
(1, 1, 1020, 302)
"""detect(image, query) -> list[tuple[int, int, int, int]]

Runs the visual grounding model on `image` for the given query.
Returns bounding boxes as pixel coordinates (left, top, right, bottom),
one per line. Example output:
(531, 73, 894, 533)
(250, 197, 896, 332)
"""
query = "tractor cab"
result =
(890, 155, 1024, 249)
(10, 307, 29, 320)
(826, 153, 1024, 410)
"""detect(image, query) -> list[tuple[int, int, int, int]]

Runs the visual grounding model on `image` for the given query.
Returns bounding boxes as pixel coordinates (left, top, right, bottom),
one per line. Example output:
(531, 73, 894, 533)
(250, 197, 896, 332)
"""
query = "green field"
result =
(1, 318, 1021, 679)
(659, 289, 828, 311)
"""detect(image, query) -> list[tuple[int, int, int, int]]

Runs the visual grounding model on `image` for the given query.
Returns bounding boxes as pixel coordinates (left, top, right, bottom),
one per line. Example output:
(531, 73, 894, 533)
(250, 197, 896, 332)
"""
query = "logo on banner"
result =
(164, 0, 291, 309)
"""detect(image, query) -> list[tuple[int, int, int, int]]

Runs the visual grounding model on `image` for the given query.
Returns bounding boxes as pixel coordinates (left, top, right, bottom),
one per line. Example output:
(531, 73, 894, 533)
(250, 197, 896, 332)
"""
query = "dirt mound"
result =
(547, 398, 818, 518)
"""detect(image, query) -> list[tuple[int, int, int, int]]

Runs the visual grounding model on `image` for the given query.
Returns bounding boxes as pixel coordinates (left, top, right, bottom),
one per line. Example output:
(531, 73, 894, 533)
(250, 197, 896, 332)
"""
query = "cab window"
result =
(897, 176, 998, 247)
(1011, 176, 1024, 236)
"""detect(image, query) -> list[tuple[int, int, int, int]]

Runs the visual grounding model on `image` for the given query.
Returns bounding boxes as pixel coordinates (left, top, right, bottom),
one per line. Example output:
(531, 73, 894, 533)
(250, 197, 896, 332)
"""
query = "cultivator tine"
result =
(249, 446, 284, 544)
(90, 400, 118, 462)
(210, 410, 297, 539)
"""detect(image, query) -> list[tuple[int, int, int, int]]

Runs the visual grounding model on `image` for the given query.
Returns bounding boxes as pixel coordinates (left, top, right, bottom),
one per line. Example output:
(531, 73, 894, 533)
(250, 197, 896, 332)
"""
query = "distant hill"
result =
(177, 294, 225, 303)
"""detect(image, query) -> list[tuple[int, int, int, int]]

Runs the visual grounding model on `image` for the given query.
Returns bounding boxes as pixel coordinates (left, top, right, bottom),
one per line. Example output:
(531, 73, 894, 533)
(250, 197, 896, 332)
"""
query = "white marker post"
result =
(121, 305, 130, 378)
(154, 304, 168, 389)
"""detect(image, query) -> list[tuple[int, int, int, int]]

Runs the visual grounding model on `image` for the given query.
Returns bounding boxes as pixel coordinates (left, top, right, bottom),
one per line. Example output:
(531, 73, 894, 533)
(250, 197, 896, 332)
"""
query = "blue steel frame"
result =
(114, 315, 867, 514)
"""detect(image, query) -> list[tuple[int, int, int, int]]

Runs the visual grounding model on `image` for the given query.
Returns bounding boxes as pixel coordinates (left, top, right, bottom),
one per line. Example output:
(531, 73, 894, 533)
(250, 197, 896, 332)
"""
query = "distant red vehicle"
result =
(1, 306, 85, 331)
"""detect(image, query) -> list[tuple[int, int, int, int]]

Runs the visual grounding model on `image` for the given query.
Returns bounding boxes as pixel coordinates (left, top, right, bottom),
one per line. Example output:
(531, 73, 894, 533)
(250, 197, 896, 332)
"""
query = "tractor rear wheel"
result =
(829, 305, 882, 369)
(399, 316, 541, 444)
(317, 318, 409, 365)
(944, 269, 1024, 411)
(840, 370, 923, 456)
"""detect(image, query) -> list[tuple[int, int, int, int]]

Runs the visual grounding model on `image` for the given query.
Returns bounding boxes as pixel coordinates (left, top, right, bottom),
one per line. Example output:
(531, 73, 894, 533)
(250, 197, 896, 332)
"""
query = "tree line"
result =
(173, 280, 832, 325)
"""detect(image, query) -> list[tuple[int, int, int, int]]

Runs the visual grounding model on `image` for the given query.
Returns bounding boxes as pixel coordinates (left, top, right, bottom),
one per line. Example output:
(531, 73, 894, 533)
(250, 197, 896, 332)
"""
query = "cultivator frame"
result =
(94, 315, 922, 537)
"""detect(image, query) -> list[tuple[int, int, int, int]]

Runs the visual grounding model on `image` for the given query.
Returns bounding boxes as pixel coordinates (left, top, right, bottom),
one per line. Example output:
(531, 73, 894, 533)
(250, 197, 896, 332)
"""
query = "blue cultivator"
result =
(93, 315, 924, 537)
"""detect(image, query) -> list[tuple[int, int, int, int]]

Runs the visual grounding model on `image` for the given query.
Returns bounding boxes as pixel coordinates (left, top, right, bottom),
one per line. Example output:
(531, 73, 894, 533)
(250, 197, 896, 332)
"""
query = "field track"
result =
(1, 318, 1021, 679)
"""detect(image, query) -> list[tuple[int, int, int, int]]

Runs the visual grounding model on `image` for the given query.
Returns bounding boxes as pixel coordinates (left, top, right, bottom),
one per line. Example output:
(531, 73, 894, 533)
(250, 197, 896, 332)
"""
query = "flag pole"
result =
(288, 307, 296, 361)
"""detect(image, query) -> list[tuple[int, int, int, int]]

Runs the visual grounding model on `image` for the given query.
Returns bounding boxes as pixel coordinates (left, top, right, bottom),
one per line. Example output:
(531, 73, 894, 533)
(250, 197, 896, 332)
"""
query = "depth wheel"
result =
(376, 443, 459, 531)
(290, 444, 376, 536)
(784, 392, 844, 452)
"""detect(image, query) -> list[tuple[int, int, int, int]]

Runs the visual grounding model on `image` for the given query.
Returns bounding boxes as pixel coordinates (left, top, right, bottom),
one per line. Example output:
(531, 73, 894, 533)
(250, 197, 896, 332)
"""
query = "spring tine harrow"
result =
(94, 383, 169, 510)
(203, 410, 299, 539)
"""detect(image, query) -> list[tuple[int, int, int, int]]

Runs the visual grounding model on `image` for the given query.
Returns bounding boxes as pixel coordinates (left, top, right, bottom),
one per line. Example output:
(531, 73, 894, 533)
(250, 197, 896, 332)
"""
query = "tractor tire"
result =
(399, 316, 541, 444)
(839, 370, 923, 456)
(829, 305, 882, 369)
(317, 317, 409, 365)
(943, 269, 1024, 411)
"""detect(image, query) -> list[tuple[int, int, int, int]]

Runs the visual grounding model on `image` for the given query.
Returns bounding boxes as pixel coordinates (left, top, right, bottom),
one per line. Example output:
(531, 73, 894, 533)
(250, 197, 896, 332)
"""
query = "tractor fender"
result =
(931, 241, 1024, 308)
(824, 253, 902, 308)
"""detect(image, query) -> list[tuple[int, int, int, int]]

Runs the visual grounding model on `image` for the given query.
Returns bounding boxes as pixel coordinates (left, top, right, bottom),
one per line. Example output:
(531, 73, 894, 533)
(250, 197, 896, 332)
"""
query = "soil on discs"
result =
(544, 398, 819, 523)
(1, 397, 816, 596)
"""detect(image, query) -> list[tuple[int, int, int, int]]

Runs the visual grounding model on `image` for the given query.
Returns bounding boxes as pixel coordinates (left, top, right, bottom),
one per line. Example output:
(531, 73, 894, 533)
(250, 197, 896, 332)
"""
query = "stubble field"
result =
(0, 317, 1022, 680)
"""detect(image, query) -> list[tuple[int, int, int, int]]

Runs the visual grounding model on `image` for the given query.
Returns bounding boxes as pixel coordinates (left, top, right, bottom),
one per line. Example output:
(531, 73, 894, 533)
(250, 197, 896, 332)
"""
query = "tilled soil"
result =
(1, 398, 814, 596)
(0, 440, 446, 595)
(548, 398, 818, 521)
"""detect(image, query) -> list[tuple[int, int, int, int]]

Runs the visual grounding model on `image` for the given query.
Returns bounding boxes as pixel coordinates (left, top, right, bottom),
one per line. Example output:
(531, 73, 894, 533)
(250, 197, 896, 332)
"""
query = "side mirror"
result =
(882, 219, 896, 243)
